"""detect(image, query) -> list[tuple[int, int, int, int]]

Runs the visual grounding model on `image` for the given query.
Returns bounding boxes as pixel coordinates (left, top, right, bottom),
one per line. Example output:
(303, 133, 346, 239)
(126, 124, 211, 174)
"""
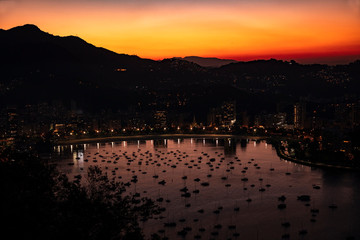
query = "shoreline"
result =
(54, 134, 359, 172)
(55, 134, 267, 145)
(275, 145, 360, 172)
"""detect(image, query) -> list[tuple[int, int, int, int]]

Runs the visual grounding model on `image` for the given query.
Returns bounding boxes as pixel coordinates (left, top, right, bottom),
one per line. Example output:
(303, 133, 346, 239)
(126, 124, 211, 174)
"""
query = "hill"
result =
(1, 24, 359, 123)
(176, 56, 237, 68)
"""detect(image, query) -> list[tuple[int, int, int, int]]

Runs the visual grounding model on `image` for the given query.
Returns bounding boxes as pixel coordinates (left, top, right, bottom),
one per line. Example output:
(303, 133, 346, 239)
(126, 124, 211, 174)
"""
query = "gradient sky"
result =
(1, 0, 360, 64)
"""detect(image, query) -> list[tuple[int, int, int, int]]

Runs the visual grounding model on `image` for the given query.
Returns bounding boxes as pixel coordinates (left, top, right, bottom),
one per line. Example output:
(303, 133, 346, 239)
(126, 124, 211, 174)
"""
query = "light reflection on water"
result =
(52, 138, 360, 240)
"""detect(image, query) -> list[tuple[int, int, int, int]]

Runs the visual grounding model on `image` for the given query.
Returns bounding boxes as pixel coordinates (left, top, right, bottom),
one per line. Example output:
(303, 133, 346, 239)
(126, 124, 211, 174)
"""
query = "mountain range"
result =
(1, 24, 359, 120)
(175, 56, 238, 68)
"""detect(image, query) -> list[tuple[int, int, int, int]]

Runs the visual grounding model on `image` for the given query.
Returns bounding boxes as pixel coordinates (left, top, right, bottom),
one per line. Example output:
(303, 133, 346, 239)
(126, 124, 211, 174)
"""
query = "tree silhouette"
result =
(0, 149, 161, 240)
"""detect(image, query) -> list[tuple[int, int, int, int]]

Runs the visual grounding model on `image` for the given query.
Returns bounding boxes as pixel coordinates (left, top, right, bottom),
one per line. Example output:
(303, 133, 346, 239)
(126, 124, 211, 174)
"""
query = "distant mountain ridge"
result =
(0, 24, 218, 111)
(176, 56, 238, 67)
(0, 24, 151, 66)
(0, 25, 237, 68)
(1, 24, 359, 117)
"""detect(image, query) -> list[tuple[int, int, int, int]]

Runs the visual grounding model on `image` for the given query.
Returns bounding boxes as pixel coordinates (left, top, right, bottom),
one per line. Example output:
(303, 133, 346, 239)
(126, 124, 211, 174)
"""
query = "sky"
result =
(1, 0, 360, 64)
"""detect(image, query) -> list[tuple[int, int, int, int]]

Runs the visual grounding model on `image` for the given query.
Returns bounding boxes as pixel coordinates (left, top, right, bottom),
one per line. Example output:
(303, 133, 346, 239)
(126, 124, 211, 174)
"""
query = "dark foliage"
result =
(0, 149, 161, 240)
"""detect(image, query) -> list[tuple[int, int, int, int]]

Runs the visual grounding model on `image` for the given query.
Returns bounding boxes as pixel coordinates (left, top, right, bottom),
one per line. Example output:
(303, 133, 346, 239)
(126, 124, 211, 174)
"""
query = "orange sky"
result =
(1, 0, 360, 64)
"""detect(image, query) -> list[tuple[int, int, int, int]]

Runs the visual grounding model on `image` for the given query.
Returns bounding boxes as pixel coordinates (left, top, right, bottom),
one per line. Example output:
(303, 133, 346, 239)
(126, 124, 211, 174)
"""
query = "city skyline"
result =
(1, 0, 360, 64)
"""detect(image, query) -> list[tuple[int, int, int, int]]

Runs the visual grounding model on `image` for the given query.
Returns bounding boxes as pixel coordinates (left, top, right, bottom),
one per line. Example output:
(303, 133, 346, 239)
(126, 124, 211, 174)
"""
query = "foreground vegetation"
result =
(0, 147, 162, 240)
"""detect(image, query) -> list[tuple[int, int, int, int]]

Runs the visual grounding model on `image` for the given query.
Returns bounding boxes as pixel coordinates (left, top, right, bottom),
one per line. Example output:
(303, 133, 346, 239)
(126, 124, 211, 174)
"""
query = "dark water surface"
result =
(52, 138, 360, 240)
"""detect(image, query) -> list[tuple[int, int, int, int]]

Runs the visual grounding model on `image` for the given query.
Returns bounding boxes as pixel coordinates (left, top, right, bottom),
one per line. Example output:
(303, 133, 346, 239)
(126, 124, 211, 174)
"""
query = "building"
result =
(294, 102, 306, 129)
(207, 101, 236, 128)
(221, 101, 236, 127)
(154, 110, 167, 129)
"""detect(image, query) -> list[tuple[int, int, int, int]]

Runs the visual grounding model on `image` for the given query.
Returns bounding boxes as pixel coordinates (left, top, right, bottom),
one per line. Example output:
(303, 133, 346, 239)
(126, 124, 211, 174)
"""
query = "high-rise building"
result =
(207, 101, 236, 128)
(294, 102, 306, 129)
(154, 111, 167, 129)
(274, 113, 287, 128)
(220, 101, 236, 127)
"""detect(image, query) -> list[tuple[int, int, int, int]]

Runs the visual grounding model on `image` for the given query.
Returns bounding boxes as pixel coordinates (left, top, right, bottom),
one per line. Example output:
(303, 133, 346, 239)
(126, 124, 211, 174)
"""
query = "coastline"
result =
(55, 134, 359, 172)
(55, 134, 266, 145)
(275, 144, 360, 172)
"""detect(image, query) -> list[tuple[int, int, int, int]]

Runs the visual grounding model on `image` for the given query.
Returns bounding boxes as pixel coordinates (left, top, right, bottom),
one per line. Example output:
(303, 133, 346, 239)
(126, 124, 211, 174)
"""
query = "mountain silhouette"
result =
(176, 56, 237, 68)
(1, 24, 359, 118)
(0, 24, 216, 112)
(0, 24, 154, 67)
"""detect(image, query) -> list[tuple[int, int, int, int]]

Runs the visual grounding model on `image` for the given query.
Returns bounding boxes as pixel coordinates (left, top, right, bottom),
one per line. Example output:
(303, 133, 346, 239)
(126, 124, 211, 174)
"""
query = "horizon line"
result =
(3, 24, 360, 66)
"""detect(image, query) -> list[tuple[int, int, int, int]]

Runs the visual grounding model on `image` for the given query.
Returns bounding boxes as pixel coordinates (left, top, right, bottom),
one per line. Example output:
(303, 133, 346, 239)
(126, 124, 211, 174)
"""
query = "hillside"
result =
(1, 24, 359, 120)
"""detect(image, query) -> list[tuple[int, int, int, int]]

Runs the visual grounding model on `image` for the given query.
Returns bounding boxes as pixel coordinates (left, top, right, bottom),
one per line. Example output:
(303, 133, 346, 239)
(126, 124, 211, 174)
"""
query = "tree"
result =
(0, 149, 161, 240)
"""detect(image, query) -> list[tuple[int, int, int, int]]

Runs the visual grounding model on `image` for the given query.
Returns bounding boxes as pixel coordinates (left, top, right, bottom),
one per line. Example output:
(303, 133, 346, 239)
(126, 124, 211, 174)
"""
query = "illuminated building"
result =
(221, 101, 236, 127)
(154, 110, 167, 129)
(294, 102, 306, 129)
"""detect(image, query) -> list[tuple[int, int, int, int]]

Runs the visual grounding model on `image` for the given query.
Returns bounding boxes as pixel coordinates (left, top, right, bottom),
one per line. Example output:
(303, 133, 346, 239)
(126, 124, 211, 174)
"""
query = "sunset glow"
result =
(1, 0, 360, 63)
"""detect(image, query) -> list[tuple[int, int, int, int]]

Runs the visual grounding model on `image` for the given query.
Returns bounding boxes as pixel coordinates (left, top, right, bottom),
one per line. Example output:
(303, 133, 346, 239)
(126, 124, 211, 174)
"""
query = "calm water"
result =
(52, 138, 360, 240)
